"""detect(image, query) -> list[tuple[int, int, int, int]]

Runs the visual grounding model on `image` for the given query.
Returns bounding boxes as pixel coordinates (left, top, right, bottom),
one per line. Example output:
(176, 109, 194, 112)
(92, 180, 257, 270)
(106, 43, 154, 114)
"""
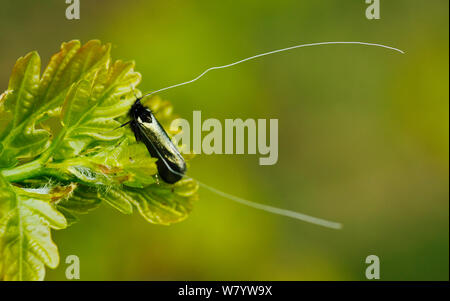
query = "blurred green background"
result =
(0, 0, 448, 280)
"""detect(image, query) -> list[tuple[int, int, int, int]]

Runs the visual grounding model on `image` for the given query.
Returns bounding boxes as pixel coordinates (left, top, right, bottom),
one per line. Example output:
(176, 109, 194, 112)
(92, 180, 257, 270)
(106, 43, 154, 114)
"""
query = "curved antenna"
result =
(141, 41, 405, 98)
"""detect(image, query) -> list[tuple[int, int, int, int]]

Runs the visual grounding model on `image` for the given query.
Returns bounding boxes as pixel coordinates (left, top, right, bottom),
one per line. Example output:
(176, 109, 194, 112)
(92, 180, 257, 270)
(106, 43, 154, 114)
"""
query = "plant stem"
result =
(1, 128, 69, 182)
(40, 127, 67, 163)
(1, 159, 43, 182)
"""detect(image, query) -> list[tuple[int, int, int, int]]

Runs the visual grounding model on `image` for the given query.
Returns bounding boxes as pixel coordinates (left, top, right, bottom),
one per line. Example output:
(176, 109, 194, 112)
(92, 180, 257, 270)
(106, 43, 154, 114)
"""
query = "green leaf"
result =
(126, 178, 199, 225)
(0, 52, 50, 167)
(0, 40, 111, 168)
(61, 80, 95, 129)
(53, 60, 141, 159)
(99, 187, 133, 215)
(56, 185, 102, 226)
(3, 52, 41, 127)
(0, 92, 13, 140)
(38, 40, 109, 106)
(0, 40, 199, 280)
(46, 138, 158, 189)
(88, 140, 159, 188)
(0, 174, 68, 281)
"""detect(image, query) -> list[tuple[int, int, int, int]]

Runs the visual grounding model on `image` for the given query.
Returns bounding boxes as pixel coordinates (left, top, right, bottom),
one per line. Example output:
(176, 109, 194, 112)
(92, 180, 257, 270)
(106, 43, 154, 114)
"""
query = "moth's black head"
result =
(128, 97, 152, 122)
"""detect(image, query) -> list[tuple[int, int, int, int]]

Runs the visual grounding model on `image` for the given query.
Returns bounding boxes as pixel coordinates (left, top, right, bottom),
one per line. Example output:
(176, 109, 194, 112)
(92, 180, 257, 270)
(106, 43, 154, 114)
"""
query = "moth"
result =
(127, 97, 186, 184)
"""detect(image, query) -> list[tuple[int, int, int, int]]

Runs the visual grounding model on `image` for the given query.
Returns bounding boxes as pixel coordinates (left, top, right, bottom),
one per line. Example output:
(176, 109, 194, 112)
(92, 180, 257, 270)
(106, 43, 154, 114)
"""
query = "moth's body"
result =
(128, 98, 186, 184)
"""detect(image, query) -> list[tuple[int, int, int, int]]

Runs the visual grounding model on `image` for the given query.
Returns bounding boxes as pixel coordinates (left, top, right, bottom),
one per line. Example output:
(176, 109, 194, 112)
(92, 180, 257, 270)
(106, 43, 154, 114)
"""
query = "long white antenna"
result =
(196, 180, 343, 230)
(142, 41, 405, 98)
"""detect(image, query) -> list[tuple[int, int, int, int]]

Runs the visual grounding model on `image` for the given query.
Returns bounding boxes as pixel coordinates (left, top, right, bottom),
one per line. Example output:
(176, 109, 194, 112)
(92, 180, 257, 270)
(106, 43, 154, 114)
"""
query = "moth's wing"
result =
(135, 119, 185, 170)
(135, 120, 164, 159)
